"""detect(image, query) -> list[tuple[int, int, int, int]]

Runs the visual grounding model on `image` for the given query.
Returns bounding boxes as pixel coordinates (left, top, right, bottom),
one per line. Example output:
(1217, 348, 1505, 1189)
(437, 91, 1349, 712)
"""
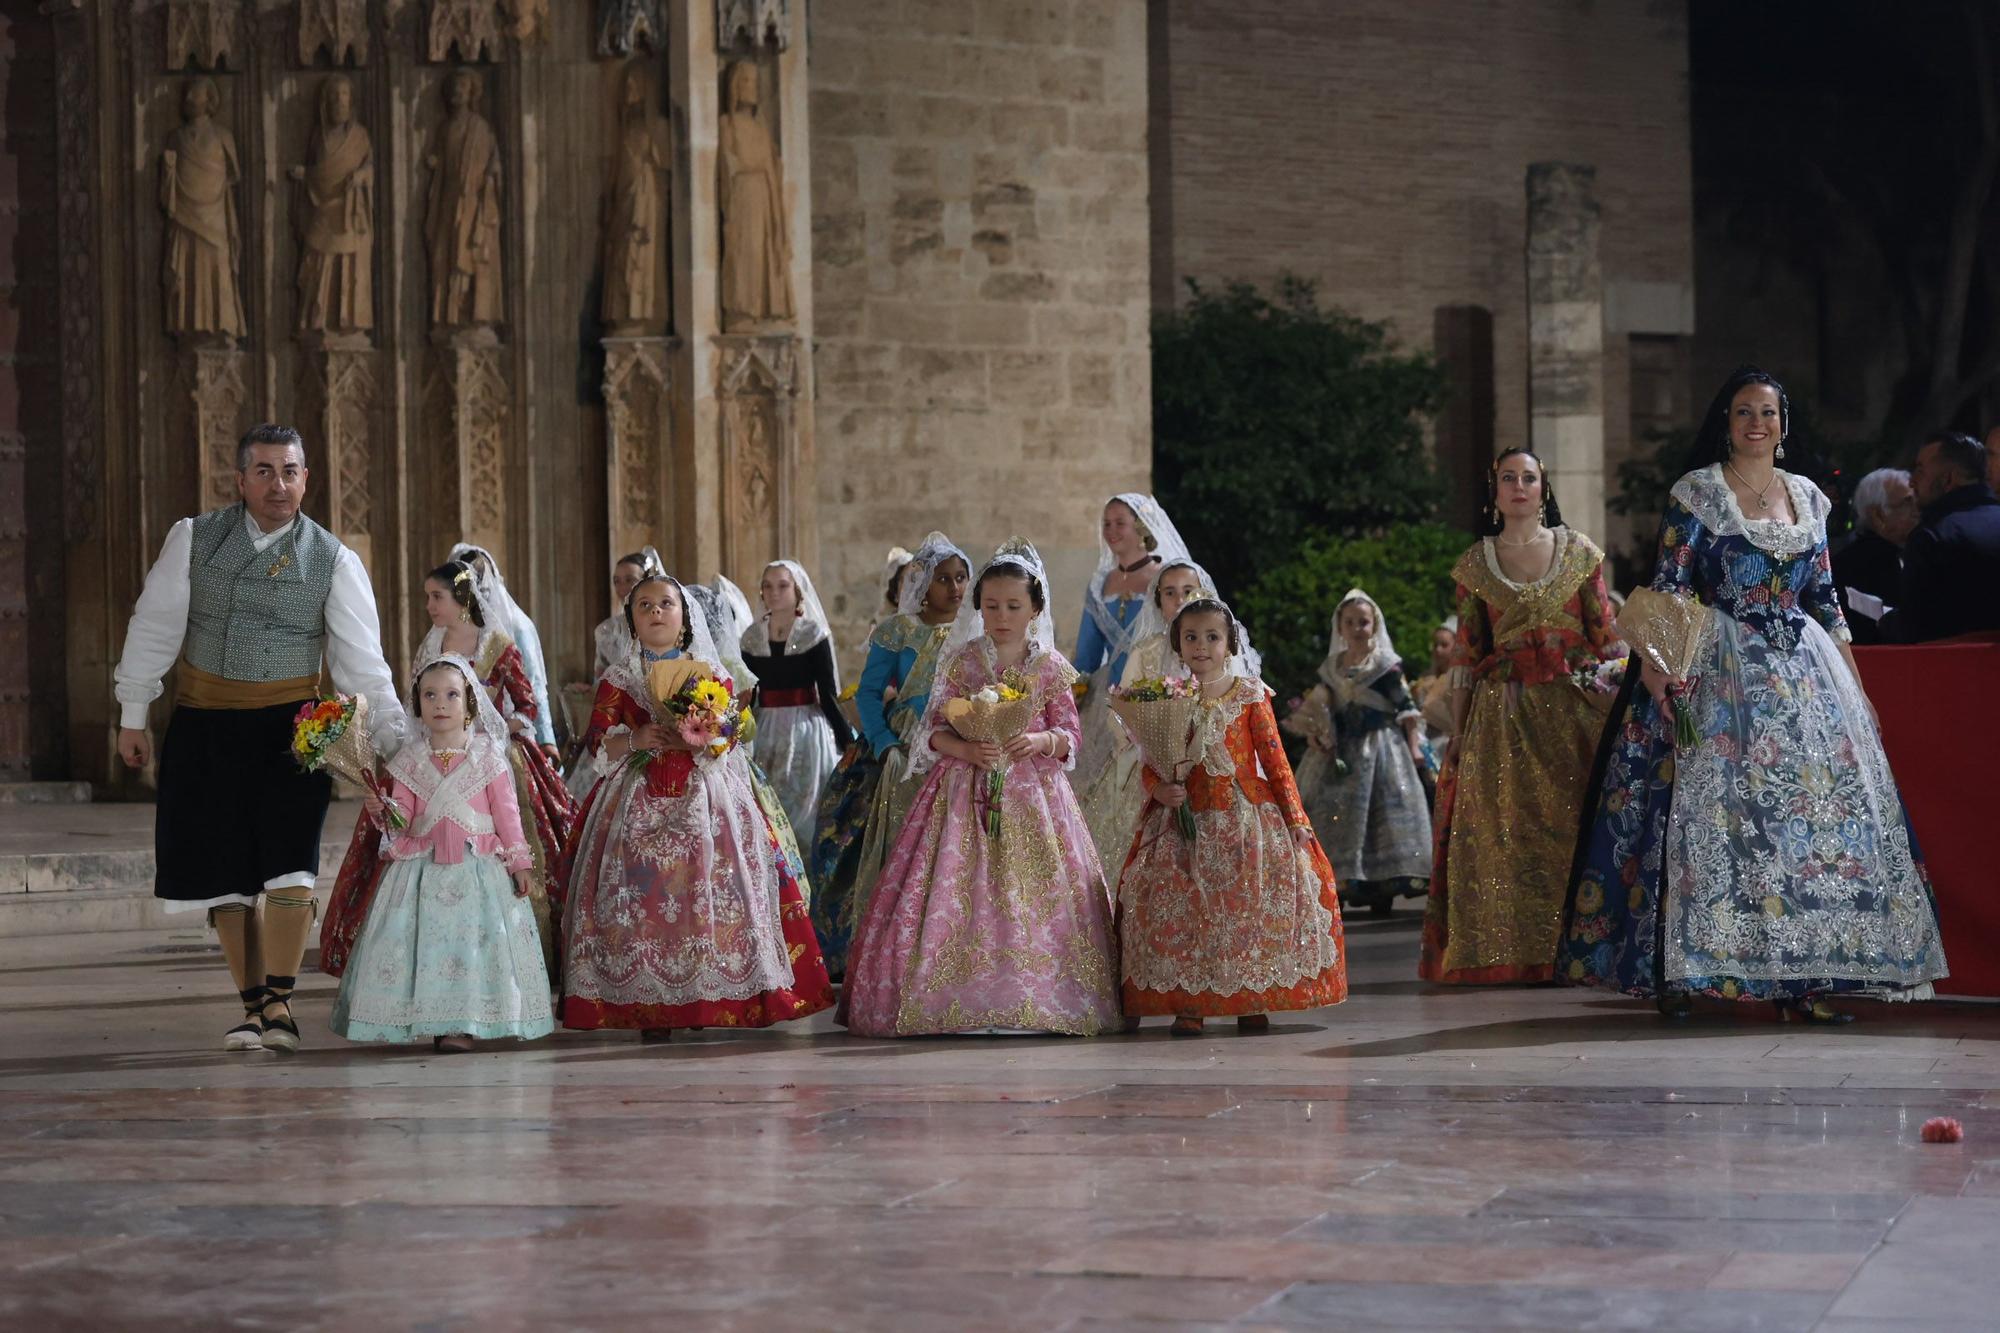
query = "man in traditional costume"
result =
(115, 424, 410, 1053)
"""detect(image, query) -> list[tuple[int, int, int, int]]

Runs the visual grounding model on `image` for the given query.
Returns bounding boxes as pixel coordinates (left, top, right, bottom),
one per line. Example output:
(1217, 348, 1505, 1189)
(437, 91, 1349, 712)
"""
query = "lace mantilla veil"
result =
(1127, 557, 1264, 680)
(905, 537, 1058, 779)
(895, 532, 972, 619)
(402, 651, 510, 751)
(744, 559, 839, 688)
(1322, 587, 1401, 686)
(1086, 493, 1192, 658)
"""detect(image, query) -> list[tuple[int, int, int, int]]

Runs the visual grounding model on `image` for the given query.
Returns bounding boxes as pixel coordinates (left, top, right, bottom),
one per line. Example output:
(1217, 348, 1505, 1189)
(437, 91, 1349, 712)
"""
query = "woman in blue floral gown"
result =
(1559, 368, 1947, 1022)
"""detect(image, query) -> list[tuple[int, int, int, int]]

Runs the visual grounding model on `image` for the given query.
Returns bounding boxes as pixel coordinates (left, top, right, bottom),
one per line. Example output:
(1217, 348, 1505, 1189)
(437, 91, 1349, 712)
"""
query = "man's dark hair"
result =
(237, 424, 306, 472)
(1924, 431, 1986, 486)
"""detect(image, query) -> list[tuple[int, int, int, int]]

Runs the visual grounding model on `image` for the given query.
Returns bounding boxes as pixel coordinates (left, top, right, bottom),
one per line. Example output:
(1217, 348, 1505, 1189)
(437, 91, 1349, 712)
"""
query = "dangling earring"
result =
(1775, 437, 1786, 460)
(457, 607, 471, 623)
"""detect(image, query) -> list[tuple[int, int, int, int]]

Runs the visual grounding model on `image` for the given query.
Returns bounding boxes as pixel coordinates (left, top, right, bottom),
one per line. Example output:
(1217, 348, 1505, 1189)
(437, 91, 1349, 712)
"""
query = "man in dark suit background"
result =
(1890, 432, 2000, 643)
(1832, 467, 1918, 644)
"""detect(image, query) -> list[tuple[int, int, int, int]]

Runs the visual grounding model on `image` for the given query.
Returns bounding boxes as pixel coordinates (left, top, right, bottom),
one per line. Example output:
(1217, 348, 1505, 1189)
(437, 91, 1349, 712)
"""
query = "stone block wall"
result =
(1152, 0, 1693, 555)
(809, 0, 1154, 661)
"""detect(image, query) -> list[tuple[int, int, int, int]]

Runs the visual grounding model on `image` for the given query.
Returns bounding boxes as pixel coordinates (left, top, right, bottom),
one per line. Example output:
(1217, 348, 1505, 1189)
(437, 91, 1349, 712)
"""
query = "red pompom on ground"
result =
(1920, 1116, 1965, 1144)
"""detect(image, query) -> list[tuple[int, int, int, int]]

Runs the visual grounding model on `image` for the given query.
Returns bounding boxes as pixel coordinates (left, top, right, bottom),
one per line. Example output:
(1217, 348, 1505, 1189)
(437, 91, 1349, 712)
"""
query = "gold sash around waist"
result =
(175, 661, 321, 711)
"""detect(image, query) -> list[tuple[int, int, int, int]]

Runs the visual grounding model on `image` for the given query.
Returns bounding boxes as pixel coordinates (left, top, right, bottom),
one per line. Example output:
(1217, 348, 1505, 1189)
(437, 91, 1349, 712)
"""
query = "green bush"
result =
(1235, 523, 1468, 700)
(1153, 277, 1447, 601)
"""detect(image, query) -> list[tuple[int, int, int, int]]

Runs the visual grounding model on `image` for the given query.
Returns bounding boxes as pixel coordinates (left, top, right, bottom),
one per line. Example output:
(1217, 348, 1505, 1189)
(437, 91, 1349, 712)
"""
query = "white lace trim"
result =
(1191, 677, 1271, 779)
(385, 734, 512, 842)
(1671, 464, 1829, 559)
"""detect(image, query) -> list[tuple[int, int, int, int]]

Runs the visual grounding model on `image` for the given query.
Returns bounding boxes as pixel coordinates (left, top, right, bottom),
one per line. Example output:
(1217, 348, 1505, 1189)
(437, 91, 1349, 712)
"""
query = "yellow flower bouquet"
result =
(941, 675, 1036, 838)
(633, 661, 744, 765)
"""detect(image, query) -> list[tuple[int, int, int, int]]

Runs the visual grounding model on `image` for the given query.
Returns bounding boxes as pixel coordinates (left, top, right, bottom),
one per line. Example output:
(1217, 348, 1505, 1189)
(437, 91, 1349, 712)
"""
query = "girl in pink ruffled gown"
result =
(843, 540, 1122, 1037)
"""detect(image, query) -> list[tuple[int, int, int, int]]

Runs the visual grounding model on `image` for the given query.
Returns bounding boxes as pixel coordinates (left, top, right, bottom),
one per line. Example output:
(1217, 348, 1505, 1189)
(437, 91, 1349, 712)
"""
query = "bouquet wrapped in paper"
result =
(634, 661, 745, 765)
(1280, 689, 1347, 778)
(1614, 588, 1714, 748)
(290, 693, 406, 829)
(1108, 676, 1204, 841)
(941, 675, 1035, 838)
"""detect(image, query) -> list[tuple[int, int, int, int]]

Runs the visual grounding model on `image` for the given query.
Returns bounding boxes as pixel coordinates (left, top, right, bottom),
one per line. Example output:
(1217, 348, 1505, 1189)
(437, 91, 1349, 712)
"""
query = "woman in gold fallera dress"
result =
(1419, 449, 1625, 984)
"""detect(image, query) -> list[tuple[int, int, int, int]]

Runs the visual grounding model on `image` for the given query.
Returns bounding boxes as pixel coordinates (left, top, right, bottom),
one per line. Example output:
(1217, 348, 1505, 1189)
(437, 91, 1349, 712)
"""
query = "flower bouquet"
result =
(1108, 675, 1204, 841)
(1280, 689, 1346, 778)
(1614, 588, 1713, 749)
(1568, 658, 1626, 717)
(634, 662, 744, 767)
(941, 674, 1035, 838)
(290, 692, 406, 829)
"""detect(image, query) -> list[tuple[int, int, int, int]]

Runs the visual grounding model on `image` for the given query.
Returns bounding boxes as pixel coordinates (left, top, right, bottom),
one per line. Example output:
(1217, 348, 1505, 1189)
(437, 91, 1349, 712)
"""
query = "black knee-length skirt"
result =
(155, 702, 333, 906)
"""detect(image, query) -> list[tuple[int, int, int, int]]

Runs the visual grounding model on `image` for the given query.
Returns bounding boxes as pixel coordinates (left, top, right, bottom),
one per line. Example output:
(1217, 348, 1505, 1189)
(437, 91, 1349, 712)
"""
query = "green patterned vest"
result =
(182, 505, 342, 682)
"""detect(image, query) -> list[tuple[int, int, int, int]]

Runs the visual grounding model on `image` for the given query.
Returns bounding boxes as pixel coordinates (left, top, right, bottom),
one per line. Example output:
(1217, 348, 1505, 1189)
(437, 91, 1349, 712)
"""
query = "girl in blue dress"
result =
(1560, 367, 1947, 1021)
(1073, 494, 1191, 864)
(806, 532, 970, 978)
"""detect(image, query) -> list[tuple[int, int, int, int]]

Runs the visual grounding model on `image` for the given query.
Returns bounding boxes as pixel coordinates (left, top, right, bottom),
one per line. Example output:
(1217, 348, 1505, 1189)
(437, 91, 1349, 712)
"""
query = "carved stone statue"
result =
(298, 0, 369, 67)
(717, 61, 793, 331)
(505, 0, 551, 43)
(159, 77, 246, 341)
(424, 69, 503, 330)
(602, 64, 671, 333)
(427, 0, 502, 64)
(599, 0, 665, 57)
(290, 75, 374, 336)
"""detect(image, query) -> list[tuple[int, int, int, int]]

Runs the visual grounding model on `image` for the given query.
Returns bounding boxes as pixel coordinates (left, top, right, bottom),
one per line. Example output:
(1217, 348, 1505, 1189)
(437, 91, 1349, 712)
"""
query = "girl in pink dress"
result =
(330, 654, 554, 1052)
(844, 539, 1122, 1037)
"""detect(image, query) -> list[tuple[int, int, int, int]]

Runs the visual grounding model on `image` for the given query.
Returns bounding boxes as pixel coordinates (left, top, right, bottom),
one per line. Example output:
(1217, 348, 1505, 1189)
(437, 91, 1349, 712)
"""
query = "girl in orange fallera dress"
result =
(1117, 597, 1347, 1036)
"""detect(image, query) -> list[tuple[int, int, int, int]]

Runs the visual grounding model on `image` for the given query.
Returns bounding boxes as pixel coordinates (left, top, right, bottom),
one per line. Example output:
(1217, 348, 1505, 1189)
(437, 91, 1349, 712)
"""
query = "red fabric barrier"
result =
(1854, 635, 2000, 998)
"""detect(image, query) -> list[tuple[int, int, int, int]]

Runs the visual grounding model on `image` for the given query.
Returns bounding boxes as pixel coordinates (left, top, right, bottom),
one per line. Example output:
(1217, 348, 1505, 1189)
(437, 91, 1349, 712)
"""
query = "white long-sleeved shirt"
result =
(114, 510, 413, 751)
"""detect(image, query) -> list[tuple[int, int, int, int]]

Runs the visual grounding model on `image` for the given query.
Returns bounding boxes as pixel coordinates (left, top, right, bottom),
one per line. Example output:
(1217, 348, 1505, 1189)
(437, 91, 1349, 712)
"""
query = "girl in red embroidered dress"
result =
(552, 574, 832, 1040)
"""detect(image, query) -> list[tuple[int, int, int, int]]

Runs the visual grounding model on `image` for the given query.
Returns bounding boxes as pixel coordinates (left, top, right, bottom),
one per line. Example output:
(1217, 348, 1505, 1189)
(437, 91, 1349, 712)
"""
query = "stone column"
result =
(299, 334, 379, 573)
(602, 336, 678, 561)
(425, 329, 510, 560)
(185, 345, 250, 512)
(665, 0, 814, 587)
(1526, 162, 1607, 543)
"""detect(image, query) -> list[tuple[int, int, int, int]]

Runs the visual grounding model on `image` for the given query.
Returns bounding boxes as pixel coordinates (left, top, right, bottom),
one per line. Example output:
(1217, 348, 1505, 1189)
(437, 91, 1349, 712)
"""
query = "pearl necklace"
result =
(428, 743, 467, 772)
(1496, 525, 1549, 548)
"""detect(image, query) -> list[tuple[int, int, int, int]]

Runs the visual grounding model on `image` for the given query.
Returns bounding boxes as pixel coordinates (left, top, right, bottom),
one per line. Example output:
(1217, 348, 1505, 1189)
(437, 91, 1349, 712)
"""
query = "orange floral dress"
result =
(1118, 678, 1348, 1017)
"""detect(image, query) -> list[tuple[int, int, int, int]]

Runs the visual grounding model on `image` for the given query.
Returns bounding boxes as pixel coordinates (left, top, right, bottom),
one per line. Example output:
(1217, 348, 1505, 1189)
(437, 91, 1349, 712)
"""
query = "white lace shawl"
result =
(384, 732, 514, 844)
(1671, 464, 1831, 560)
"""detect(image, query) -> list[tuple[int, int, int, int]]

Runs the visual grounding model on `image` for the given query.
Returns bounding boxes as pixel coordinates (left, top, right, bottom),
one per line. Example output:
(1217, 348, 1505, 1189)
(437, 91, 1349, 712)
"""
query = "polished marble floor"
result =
(4, 912, 1998, 1330)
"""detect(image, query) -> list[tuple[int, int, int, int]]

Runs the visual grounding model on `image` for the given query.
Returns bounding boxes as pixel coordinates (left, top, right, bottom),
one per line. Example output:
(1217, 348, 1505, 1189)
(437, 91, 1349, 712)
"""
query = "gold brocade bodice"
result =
(1451, 528, 1605, 649)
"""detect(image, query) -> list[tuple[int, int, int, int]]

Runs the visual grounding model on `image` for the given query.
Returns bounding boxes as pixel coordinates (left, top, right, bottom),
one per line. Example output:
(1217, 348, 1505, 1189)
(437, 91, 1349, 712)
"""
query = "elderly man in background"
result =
(1890, 431, 2000, 643)
(1832, 468, 1920, 644)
